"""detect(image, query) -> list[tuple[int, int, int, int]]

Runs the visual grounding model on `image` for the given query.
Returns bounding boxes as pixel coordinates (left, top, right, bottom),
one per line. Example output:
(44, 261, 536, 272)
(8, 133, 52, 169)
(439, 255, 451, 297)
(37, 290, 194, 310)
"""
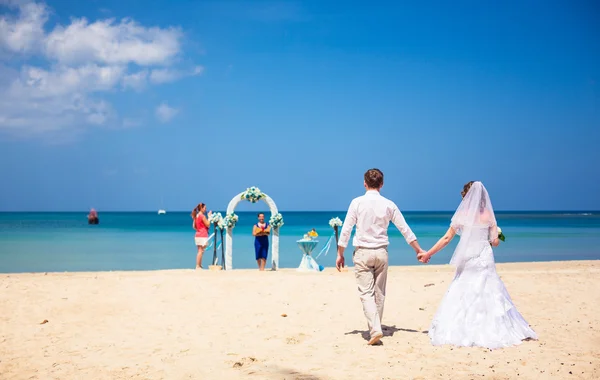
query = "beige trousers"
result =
(353, 246, 389, 337)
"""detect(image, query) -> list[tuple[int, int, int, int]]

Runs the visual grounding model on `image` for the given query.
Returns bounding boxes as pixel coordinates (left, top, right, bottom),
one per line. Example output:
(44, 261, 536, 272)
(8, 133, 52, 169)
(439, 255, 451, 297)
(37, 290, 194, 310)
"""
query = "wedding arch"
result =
(224, 187, 283, 270)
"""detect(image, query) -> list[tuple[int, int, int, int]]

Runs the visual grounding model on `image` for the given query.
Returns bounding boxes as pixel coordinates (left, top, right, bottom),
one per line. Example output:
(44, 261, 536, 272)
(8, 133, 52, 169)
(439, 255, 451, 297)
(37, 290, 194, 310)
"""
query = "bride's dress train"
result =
(428, 230, 538, 349)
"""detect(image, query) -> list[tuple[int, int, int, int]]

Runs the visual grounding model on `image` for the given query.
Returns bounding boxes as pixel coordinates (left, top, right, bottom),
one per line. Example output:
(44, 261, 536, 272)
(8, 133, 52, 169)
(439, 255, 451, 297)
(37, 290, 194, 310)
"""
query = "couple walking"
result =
(337, 169, 538, 348)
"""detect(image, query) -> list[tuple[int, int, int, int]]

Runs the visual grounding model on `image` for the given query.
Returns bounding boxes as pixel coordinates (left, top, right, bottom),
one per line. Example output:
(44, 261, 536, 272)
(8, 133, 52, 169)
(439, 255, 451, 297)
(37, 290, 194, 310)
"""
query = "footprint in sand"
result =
(286, 333, 307, 345)
(232, 357, 258, 369)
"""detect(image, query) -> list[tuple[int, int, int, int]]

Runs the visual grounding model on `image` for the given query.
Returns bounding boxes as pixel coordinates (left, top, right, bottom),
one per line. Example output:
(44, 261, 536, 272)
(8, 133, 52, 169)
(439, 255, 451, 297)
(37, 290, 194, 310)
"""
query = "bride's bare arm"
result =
(490, 225, 500, 247)
(419, 227, 457, 262)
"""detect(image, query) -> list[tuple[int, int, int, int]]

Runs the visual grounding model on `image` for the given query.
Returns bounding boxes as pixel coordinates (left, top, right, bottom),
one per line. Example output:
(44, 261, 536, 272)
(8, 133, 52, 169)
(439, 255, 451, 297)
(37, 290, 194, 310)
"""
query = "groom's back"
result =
(355, 191, 394, 225)
(344, 190, 416, 249)
(351, 191, 396, 247)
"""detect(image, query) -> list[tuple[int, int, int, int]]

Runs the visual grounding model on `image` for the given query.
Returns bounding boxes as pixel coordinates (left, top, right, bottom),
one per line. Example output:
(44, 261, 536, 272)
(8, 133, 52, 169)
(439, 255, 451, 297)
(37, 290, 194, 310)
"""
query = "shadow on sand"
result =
(243, 365, 324, 379)
(345, 325, 428, 342)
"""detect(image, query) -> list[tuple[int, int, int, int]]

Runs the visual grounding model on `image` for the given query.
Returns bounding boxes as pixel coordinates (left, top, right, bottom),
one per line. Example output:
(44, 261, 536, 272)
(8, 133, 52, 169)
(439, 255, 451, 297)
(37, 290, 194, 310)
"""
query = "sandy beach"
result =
(1, 261, 599, 379)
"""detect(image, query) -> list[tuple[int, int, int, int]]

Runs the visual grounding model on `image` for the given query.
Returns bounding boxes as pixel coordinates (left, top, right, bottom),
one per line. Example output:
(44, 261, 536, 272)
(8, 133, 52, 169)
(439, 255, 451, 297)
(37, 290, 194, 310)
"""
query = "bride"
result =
(418, 181, 538, 349)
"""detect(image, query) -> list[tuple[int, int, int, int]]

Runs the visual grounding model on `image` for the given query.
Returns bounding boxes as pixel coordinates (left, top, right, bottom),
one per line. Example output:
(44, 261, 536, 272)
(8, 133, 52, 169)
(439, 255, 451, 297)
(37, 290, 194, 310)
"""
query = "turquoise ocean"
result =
(0, 211, 599, 273)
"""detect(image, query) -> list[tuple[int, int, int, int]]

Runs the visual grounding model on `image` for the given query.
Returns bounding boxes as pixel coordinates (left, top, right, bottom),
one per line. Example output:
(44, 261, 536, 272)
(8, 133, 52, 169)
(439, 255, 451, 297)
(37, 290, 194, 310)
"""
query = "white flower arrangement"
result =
(269, 213, 284, 229)
(208, 212, 227, 230)
(224, 213, 239, 228)
(329, 217, 343, 228)
(208, 212, 227, 231)
(208, 212, 223, 225)
(241, 186, 265, 203)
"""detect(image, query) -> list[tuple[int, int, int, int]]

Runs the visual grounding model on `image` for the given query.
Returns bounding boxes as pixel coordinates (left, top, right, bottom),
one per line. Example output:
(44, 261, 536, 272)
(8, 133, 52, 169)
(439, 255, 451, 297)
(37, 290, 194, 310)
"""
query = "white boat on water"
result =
(158, 209, 166, 215)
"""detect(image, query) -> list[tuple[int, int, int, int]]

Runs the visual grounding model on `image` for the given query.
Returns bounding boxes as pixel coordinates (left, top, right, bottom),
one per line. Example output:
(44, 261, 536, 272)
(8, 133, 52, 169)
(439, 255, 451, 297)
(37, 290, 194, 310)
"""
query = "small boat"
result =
(158, 209, 166, 215)
(88, 208, 99, 224)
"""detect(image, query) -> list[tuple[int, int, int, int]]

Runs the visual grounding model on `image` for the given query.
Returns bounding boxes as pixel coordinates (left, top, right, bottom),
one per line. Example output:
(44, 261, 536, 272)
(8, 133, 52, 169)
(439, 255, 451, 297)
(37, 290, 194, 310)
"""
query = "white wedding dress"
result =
(428, 183, 538, 349)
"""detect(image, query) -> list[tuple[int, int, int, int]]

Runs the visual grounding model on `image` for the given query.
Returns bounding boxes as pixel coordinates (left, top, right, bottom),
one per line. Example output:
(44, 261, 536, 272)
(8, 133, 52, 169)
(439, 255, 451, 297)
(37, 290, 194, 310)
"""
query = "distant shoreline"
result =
(2, 259, 598, 276)
(1, 210, 598, 214)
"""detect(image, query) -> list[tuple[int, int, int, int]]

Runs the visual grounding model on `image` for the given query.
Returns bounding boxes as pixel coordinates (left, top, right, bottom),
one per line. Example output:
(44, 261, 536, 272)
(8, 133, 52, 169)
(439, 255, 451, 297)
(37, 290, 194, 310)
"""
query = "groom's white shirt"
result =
(338, 190, 416, 249)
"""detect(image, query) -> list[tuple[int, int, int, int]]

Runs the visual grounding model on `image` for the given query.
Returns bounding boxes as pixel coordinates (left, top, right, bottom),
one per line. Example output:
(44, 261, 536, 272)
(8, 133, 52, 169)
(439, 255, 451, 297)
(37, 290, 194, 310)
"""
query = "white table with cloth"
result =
(296, 238, 324, 272)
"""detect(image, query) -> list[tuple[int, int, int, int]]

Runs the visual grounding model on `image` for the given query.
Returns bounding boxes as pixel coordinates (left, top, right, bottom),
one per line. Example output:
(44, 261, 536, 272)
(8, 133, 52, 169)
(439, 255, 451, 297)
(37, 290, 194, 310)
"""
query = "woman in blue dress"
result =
(252, 212, 271, 271)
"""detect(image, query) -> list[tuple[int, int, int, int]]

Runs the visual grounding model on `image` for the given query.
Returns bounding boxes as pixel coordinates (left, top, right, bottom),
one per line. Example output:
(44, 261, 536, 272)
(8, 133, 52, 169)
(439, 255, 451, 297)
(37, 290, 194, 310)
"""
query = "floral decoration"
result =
(329, 217, 343, 228)
(269, 213, 284, 229)
(224, 213, 239, 228)
(241, 186, 265, 203)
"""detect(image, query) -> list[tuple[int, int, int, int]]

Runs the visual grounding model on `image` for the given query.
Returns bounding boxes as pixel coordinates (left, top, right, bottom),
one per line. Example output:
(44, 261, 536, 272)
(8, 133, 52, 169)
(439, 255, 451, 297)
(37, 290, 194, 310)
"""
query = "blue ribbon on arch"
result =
(205, 233, 216, 249)
(212, 241, 223, 265)
(315, 233, 335, 260)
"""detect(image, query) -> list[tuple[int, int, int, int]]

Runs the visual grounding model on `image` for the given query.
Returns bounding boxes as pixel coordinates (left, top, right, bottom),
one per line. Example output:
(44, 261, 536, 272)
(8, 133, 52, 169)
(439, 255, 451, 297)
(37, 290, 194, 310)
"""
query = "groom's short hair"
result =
(364, 168, 384, 189)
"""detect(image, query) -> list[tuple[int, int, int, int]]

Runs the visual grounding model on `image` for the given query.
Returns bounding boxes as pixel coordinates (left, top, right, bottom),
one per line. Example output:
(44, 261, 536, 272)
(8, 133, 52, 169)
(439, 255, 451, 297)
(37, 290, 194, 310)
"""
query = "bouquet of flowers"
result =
(208, 212, 224, 225)
(329, 217, 343, 228)
(224, 213, 239, 228)
(329, 217, 342, 244)
(241, 186, 265, 203)
(497, 227, 506, 242)
(269, 213, 284, 228)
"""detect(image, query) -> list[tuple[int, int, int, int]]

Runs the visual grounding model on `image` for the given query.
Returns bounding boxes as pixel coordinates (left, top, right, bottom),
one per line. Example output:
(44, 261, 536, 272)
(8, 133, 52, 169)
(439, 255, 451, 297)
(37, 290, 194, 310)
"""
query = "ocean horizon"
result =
(1, 211, 599, 273)
(6, 210, 598, 213)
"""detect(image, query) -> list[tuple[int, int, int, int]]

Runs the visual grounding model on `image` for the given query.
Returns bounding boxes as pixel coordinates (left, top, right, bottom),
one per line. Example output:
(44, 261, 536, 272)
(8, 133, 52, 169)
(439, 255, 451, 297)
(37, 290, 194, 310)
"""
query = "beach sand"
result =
(1, 261, 599, 379)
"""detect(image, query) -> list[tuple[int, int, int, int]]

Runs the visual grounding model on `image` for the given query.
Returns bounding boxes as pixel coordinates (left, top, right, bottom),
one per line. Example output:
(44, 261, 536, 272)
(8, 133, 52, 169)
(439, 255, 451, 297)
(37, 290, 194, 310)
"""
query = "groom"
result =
(336, 168, 425, 345)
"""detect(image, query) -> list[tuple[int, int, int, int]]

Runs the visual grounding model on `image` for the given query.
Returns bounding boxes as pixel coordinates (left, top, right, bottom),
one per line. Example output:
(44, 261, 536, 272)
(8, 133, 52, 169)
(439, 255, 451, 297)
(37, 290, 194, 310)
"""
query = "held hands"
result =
(417, 250, 431, 264)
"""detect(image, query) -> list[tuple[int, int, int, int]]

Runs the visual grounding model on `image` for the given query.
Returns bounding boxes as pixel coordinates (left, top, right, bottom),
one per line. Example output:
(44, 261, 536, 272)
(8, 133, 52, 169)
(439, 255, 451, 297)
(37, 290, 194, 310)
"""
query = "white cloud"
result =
(0, 0, 202, 140)
(122, 69, 148, 91)
(87, 102, 111, 125)
(0, 0, 48, 54)
(0, 81, 114, 137)
(149, 68, 180, 84)
(14, 63, 126, 97)
(122, 65, 204, 89)
(45, 17, 182, 66)
(155, 102, 179, 123)
(0, 63, 119, 135)
(149, 65, 204, 84)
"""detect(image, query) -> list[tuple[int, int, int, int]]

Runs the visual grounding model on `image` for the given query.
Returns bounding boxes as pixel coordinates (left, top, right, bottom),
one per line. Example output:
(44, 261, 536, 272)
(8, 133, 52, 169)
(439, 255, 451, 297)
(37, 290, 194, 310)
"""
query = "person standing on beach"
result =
(192, 203, 212, 270)
(336, 168, 425, 345)
(417, 181, 538, 348)
(252, 213, 271, 271)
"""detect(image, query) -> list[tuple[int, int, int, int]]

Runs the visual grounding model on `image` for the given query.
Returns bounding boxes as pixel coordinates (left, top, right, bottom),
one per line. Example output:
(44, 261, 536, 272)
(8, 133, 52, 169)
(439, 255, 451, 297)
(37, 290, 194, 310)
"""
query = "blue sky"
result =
(0, 0, 598, 212)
